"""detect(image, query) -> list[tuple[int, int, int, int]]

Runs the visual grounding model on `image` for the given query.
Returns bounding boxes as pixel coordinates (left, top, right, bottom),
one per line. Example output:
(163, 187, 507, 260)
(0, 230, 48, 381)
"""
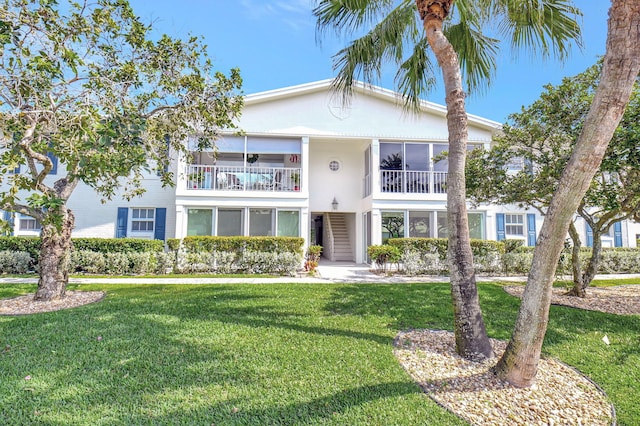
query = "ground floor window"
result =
(277, 210, 300, 237)
(131, 208, 155, 232)
(505, 214, 524, 237)
(381, 211, 405, 242)
(187, 209, 214, 236)
(382, 210, 485, 241)
(18, 215, 41, 231)
(218, 209, 244, 236)
(186, 207, 300, 237)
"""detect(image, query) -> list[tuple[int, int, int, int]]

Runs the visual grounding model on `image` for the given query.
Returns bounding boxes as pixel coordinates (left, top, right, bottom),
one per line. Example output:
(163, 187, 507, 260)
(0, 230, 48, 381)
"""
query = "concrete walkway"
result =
(0, 260, 638, 284)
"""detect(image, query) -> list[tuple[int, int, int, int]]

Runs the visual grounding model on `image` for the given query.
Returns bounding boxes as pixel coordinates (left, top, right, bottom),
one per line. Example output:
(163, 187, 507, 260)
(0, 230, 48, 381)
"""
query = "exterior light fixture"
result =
(332, 197, 339, 211)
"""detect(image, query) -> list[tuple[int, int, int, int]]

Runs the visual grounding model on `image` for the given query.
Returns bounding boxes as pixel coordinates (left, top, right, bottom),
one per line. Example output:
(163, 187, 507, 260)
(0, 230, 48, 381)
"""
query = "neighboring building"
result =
(4, 80, 638, 260)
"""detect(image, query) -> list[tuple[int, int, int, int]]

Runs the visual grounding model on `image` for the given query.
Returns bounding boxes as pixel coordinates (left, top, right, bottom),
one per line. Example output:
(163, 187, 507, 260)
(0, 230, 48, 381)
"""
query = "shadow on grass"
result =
(1, 284, 462, 424)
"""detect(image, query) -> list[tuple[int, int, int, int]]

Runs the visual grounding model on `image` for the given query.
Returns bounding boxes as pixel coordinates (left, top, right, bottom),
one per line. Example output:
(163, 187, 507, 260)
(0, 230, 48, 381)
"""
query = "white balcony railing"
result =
(186, 165, 302, 192)
(380, 170, 447, 194)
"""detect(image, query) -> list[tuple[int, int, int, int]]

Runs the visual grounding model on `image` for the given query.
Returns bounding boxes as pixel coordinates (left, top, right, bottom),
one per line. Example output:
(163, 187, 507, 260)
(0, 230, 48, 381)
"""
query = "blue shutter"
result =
(47, 152, 58, 175)
(116, 208, 128, 238)
(614, 221, 623, 247)
(154, 208, 166, 240)
(496, 213, 505, 241)
(527, 214, 536, 246)
(12, 165, 20, 174)
(586, 223, 593, 247)
(2, 211, 14, 236)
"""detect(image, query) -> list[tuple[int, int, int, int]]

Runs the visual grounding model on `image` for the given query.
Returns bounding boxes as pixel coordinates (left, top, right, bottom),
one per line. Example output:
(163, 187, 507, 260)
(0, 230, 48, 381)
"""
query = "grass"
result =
(0, 282, 638, 425)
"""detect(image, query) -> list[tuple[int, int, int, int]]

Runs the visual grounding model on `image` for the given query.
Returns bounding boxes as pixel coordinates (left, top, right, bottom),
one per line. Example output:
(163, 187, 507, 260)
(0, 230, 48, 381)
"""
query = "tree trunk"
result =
(567, 226, 603, 297)
(494, 0, 640, 387)
(567, 222, 586, 297)
(419, 0, 493, 361)
(34, 209, 75, 301)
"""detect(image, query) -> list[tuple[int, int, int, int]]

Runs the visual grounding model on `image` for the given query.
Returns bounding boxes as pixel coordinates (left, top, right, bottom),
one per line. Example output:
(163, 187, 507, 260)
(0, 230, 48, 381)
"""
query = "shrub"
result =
(368, 245, 401, 272)
(73, 238, 164, 253)
(503, 239, 524, 253)
(104, 252, 130, 275)
(0, 251, 34, 274)
(71, 251, 106, 274)
(305, 245, 322, 273)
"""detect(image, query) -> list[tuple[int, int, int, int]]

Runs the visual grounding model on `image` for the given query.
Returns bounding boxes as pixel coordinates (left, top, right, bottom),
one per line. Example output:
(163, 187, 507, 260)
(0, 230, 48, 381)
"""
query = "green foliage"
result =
(314, 0, 581, 110)
(367, 245, 401, 272)
(0, 251, 34, 273)
(0, 283, 638, 424)
(0, 0, 243, 240)
(72, 238, 164, 253)
(69, 250, 169, 275)
(166, 238, 181, 252)
(304, 245, 322, 273)
(503, 239, 525, 253)
(387, 237, 504, 260)
(0, 237, 41, 259)
(181, 236, 304, 256)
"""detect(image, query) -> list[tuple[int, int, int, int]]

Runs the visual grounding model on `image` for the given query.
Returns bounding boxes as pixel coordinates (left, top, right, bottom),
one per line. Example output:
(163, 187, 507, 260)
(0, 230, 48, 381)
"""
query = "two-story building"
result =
(6, 80, 639, 260)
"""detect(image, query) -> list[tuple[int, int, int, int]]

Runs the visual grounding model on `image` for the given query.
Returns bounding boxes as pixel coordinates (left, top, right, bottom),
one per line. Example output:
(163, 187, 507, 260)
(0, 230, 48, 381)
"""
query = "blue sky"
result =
(128, 1, 609, 123)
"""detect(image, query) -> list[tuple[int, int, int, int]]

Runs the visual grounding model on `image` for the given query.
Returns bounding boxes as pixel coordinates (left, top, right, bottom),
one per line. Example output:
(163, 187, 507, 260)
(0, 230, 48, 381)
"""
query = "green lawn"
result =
(0, 282, 637, 425)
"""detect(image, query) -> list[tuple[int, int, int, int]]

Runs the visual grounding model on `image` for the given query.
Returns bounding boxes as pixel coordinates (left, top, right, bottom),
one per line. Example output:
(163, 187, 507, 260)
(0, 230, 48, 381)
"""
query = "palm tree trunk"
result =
(34, 209, 74, 301)
(495, 0, 640, 387)
(419, 0, 492, 361)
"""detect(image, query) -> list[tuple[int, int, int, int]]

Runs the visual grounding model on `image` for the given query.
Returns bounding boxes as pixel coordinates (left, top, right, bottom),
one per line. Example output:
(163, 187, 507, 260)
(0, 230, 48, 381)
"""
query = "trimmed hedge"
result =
(72, 238, 164, 253)
(0, 236, 163, 257)
(179, 236, 304, 256)
(381, 238, 640, 276)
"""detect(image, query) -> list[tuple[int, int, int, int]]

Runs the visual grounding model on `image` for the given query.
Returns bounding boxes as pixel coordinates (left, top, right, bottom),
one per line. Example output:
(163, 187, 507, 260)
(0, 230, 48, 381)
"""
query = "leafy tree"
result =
(466, 61, 640, 297)
(314, 0, 581, 361)
(494, 0, 640, 387)
(0, 0, 243, 301)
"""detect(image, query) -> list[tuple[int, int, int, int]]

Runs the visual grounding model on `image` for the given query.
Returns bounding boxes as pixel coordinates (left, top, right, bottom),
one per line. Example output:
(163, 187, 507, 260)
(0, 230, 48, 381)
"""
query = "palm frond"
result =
(446, 21, 499, 94)
(495, 0, 583, 61)
(395, 38, 437, 111)
(314, 0, 397, 38)
(329, 1, 420, 104)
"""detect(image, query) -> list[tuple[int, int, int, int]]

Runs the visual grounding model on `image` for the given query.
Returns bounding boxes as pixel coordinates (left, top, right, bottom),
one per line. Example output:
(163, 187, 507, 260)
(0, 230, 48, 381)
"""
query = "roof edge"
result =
(244, 79, 502, 131)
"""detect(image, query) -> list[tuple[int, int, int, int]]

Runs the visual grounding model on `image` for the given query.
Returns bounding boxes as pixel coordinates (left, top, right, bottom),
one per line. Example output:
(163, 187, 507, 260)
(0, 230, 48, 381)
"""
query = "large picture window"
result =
(383, 210, 485, 240)
(381, 211, 404, 242)
(277, 210, 300, 237)
(218, 209, 244, 236)
(191, 207, 300, 237)
(187, 209, 213, 236)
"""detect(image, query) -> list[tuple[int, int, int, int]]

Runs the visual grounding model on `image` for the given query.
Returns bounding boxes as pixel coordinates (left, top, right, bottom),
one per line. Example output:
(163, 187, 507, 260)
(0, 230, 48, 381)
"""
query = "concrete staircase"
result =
(328, 213, 353, 262)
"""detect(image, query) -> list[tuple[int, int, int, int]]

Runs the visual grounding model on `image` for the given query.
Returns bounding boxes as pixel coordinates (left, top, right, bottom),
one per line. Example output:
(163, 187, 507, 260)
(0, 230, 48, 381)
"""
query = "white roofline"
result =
(244, 79, 502, 131)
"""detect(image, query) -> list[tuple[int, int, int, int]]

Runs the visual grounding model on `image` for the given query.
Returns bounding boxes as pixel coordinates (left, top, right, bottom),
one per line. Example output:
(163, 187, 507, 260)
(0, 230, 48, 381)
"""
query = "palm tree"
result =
(314, 0, 581, 361)
(494, 0, 640, 388)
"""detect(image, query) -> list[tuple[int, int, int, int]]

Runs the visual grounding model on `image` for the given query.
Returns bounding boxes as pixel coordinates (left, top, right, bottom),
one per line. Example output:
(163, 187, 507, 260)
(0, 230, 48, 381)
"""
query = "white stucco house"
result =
(5, 80, 639, 260)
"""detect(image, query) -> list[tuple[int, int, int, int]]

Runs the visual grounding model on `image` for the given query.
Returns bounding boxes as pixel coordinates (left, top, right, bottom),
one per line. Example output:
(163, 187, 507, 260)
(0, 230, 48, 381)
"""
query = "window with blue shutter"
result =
(527, 214, 536, 246)
(614, 221, 623, 247)
(496, 213, 505, 241)
(154, 208, 167, 240)
(116, 207, 128, 238)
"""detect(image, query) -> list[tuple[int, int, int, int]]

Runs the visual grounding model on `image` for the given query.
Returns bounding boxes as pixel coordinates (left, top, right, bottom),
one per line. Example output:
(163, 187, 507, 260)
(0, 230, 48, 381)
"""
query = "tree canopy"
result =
(0, 0, 243, 300)
(466, 61, 640, 294)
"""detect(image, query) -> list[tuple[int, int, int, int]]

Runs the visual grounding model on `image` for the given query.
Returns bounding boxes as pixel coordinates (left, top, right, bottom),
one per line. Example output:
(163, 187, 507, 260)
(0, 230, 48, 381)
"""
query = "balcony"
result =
(380, 170, 447, 194)
(185, 164, 302, 192)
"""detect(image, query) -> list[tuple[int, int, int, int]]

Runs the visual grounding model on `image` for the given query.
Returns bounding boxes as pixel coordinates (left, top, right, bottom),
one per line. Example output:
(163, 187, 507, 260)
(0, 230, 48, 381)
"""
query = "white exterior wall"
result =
(7, 79, 639, 255)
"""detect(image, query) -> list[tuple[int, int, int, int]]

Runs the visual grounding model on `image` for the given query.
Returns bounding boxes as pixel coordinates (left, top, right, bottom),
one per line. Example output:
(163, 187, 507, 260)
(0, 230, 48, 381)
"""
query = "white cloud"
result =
(239, 0, 314, 30)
